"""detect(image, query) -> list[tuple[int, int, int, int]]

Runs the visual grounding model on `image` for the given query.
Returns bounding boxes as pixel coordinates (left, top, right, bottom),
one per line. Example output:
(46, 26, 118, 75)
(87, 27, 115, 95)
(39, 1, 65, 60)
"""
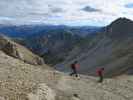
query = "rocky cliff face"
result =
(0, 34, 44, 65)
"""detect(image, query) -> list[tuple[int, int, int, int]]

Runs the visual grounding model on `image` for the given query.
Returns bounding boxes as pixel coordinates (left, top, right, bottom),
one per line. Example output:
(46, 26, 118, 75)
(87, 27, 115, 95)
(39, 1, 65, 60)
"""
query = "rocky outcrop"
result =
(0, 34, 44, 65)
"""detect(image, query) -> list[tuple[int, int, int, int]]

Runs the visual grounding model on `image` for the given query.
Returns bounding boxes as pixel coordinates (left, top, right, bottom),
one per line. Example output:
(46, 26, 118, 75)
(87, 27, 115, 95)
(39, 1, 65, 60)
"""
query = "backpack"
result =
(96, 68, 103, 76)
(71, 63, 80, 69)
(71, 64, 75, 70)
(75, 64, 80, 69)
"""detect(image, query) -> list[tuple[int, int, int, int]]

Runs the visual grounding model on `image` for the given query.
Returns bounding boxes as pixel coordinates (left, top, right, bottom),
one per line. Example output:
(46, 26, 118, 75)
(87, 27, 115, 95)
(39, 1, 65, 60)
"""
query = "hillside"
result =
(0, 34, 44, 65)
(0, 46, 133, 100)
(14, 28, 99, 65)
(17, 31, 83, 65)
(56, 17, 133, 77)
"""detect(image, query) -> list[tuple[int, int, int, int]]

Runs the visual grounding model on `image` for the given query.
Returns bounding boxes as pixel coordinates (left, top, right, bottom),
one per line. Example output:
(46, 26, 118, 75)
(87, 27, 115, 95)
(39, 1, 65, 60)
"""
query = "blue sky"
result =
(125, 3, 133, 8)
(0, 0, 133, 26)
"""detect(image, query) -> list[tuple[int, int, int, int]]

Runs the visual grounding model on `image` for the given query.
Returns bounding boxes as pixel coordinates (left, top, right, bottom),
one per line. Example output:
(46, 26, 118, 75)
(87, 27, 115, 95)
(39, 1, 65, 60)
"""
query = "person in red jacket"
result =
(70, 61, 79, 77)
(96, 68, 104, 83)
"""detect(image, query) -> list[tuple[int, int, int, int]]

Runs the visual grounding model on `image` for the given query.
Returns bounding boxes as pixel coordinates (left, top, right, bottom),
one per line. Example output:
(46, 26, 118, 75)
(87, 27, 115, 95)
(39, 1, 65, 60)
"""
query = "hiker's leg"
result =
(70, 69, 75, 76)
(70, 72, 74, 76)
(74, 69, 78, 77)
(98, 76, 100, 82)
(99, 75, 103, 83)
(101, 75, 103, 82)
(98, 75, 101, 82)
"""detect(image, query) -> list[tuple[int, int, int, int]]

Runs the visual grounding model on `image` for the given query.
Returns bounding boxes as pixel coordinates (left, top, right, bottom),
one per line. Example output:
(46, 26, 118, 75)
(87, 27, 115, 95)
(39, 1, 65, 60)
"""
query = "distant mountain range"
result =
(0, 24, 102, 37)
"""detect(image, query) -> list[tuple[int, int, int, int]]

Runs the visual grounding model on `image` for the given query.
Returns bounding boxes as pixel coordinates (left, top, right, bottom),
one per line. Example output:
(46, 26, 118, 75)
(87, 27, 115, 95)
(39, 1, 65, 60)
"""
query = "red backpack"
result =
(71, 63, 80, 69)
(75, 64, 80, 69)
(96, 68, 103, 76)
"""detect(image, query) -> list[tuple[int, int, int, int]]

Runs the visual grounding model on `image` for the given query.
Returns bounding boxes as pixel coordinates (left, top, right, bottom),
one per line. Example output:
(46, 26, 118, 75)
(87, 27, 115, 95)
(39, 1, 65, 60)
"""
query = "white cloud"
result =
(0, 0, 133, 26)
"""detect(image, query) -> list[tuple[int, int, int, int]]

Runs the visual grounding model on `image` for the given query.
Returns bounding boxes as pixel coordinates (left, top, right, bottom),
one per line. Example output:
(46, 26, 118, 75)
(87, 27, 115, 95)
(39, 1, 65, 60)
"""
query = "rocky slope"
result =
(0, 48, 133, 100)
(0, 34, 44, 65)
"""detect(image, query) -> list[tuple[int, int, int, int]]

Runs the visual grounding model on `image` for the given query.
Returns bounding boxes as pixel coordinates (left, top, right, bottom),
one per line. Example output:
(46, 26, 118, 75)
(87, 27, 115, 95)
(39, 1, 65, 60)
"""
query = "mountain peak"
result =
(110, 17, 133, 25)
(105, 17, 133, 37)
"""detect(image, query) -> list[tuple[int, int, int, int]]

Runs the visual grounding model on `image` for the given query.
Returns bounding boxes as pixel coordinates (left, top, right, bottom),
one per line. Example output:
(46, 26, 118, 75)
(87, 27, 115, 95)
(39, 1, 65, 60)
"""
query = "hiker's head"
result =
(74, 61, 78, 64)
(101, 68, 104, 70)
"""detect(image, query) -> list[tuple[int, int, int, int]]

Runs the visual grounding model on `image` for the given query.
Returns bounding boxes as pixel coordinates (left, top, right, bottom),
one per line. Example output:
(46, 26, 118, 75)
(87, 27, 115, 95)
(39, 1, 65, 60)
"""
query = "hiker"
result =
(96, 68, 104, 83)
(70, 61, 79, 77)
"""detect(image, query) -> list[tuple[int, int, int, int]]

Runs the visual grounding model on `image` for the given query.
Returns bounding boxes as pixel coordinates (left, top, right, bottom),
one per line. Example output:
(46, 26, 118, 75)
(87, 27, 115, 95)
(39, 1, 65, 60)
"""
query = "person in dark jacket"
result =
(70, 61, 79, 77)
(96, 68, 104, 83)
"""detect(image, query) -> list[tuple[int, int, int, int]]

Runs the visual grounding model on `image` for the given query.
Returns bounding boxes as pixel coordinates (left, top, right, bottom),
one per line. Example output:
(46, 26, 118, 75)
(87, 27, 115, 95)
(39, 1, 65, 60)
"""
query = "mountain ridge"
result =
(0, 24, 102, 37)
